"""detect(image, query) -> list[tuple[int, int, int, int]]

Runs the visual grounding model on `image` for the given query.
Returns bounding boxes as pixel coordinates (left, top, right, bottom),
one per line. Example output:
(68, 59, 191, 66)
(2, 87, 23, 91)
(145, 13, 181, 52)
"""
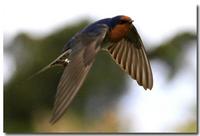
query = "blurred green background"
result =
(4, 19, 197, 133)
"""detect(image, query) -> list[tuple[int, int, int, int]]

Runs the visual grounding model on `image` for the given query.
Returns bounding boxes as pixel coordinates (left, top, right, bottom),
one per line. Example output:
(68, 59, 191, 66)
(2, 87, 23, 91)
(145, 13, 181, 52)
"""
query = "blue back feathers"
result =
(82, 15, 124, 33)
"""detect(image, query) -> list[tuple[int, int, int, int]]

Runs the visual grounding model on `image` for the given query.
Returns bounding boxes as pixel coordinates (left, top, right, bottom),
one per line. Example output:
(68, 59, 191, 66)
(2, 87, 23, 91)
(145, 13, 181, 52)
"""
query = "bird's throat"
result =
(109, 24, 130, 42)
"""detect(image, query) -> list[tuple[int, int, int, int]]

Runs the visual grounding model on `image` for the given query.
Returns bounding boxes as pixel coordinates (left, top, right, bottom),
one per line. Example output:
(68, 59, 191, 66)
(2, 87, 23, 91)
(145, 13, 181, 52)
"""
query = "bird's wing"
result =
(50, 25, 108, 124)
(107, 25, 153, 90)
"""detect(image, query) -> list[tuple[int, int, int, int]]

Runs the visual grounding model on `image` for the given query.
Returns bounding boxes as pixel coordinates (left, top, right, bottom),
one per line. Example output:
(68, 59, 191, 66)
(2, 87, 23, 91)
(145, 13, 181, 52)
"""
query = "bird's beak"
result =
(129, 20, 133, 24)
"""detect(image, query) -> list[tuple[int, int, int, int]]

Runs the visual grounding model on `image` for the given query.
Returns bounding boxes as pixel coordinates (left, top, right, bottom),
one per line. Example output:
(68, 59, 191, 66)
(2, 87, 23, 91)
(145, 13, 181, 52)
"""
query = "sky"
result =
(3, 0, 196, 44)
(2, 0, 197, 132)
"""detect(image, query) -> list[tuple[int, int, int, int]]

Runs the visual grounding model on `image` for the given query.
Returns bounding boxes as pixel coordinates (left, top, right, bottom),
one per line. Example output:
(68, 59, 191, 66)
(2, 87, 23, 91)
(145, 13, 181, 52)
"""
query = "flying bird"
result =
(35, 15, 153, 124)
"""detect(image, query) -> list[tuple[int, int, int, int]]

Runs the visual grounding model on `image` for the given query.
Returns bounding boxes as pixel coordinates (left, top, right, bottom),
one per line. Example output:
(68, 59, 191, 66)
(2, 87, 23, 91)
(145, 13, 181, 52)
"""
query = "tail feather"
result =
(27, 49, 72, 80)
(27, 64, 54, 80)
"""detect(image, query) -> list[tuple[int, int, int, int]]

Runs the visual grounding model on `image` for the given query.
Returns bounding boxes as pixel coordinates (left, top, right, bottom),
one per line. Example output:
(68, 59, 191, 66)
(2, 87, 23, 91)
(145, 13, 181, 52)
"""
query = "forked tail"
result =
(27, 49, 72, 80)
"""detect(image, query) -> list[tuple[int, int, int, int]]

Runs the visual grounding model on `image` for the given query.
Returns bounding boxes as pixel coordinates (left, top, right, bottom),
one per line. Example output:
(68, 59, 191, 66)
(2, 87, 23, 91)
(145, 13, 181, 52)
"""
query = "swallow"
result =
(35, 15, 153, 124)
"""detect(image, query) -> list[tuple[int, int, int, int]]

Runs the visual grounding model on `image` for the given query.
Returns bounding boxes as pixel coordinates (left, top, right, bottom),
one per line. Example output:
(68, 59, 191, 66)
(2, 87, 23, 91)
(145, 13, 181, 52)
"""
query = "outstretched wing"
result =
(107, 25, 153, 90)
(50, 25, 108, 124)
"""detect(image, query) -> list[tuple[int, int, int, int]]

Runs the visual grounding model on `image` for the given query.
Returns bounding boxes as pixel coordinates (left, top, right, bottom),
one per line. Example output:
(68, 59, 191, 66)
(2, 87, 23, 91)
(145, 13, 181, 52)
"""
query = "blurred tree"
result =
(4, 19, 196, 133)
(149, 32, 196, 79)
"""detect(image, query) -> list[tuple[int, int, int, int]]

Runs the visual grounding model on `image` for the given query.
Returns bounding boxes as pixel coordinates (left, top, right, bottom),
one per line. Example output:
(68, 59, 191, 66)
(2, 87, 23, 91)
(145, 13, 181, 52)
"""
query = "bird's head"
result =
(110, 15, 133, 28)
(108, 15, 133, 42)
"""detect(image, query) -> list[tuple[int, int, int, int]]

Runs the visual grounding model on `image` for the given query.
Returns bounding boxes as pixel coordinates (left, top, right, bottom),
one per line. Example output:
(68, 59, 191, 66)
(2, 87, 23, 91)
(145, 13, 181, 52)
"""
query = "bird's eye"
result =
(119, 20, 127, 24)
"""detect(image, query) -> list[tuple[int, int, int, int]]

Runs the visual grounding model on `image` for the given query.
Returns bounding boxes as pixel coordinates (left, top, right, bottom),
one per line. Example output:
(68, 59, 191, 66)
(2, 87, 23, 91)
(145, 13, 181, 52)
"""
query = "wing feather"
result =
(107, 43, 116, 54)
(116, 42, 125, 64)
(121, 40, 128, 70)
(50, 49, 94, 124)
(141, 47, 153, 89)
(135, 47, 141, 84)
(50, 24, 108, 124)
(126, 42, 132, 74)
(112, 42, 121, 59)
(130, 42, 137, 79)
(107, 25, 153, 90)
